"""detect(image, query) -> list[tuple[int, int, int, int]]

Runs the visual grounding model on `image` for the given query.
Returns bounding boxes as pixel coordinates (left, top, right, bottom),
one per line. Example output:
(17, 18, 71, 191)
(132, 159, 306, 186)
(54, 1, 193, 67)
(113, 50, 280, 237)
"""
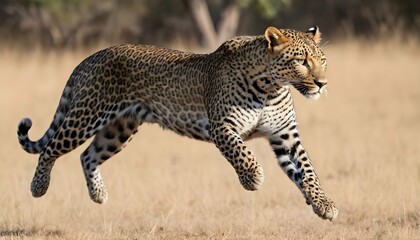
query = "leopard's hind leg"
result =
(80, 117, 141, 204)
(80, 104, 153, 203)
(30, 105, 116, 198)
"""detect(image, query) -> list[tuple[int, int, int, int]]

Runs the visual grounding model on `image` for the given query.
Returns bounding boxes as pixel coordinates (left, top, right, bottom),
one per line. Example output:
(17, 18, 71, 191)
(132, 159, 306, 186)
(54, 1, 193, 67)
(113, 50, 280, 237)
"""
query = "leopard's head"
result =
(265, 26, 327, 99)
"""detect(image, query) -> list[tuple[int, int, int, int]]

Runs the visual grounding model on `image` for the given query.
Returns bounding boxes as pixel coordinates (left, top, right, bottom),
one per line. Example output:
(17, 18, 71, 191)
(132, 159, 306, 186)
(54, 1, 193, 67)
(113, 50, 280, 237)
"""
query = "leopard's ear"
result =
(306, 26, 322, 45)
(265, 26, 290, 53)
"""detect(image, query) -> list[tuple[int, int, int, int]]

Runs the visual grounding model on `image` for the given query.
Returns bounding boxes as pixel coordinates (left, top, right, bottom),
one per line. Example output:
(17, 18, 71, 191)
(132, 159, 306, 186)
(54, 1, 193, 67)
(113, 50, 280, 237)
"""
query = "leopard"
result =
(17, 26, 338, 221)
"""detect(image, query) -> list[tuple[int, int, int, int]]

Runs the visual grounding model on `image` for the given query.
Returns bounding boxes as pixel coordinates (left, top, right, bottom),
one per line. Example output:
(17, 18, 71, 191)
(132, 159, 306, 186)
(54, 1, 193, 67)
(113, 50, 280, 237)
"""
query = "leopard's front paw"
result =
(302, 182, 338, 221)
(238, 164, 264, 191)
(311, 196, 338, 221)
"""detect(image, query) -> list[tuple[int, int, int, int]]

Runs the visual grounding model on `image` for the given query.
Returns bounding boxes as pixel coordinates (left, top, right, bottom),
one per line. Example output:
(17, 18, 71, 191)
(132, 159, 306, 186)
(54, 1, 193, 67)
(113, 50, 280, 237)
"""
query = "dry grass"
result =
(0, 40, 419, 240)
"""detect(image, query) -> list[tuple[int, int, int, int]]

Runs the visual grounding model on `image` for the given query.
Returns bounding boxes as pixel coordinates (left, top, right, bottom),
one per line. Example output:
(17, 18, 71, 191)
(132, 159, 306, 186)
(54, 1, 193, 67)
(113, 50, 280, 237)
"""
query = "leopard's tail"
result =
(17, 81, 75, 154)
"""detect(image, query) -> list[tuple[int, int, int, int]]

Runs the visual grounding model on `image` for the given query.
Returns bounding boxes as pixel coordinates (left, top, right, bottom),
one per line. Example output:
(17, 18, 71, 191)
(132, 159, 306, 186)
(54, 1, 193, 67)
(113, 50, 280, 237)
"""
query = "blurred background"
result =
(0, 1, 419, 239)
(0, 0, 419, 50)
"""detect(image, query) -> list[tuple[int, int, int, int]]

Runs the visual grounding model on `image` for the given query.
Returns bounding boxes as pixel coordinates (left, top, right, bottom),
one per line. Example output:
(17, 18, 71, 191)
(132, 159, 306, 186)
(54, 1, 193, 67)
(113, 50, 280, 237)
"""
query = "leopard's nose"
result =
(314, 80, 327, 88)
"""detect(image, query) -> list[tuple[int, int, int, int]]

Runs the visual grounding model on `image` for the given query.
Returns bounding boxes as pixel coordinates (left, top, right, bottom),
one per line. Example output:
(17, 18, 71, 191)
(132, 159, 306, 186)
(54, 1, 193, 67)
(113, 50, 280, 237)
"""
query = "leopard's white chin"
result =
(305, 86, 327, 100)
(305, 92, 321, 100)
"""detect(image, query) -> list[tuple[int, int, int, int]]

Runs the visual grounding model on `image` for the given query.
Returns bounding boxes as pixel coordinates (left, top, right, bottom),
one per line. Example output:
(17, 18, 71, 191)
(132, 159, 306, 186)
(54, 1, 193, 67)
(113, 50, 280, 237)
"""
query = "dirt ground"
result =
(0, 39, 419, 239)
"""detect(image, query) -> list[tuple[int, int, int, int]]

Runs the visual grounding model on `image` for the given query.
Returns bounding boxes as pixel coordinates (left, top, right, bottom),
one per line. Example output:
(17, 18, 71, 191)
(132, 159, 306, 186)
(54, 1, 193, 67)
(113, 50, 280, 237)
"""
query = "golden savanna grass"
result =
(0, 39, 419, 239)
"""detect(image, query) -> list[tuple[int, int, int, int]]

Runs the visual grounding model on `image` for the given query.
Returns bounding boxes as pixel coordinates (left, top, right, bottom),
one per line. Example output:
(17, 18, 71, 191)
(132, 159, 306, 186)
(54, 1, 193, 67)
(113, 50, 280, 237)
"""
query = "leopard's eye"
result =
(296, 58, 308, 67)
(321, 58, 327, 65)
